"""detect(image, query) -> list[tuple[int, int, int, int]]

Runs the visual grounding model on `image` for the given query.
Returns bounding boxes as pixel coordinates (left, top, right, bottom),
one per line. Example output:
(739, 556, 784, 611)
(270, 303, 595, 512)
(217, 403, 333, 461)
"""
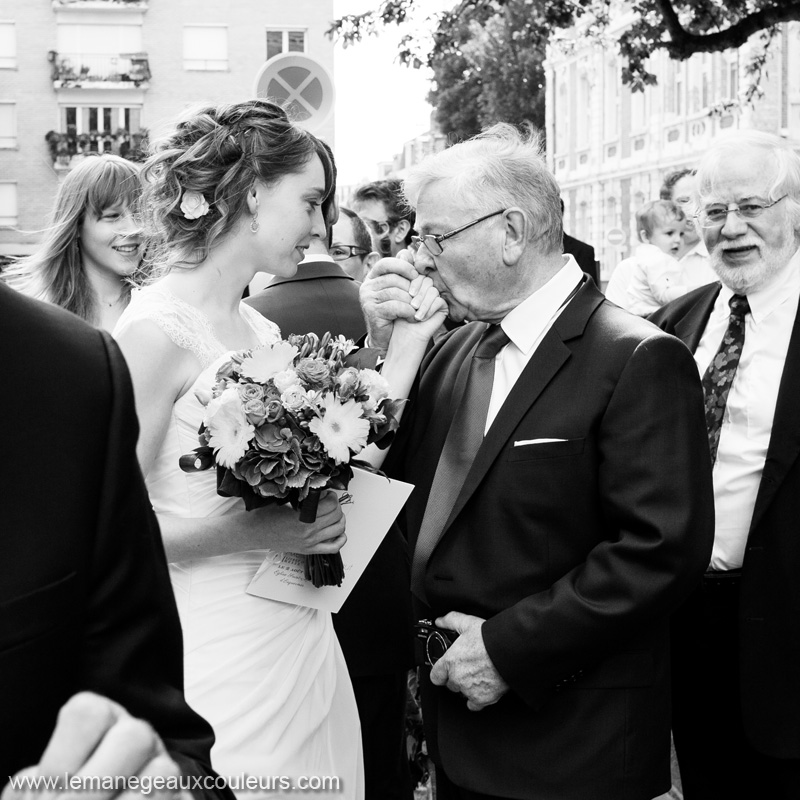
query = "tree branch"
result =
(656, 0, 800, 56)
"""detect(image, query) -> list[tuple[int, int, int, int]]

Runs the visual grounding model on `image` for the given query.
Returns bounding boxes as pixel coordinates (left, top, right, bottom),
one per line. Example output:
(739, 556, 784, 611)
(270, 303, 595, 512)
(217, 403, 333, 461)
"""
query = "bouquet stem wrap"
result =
(299, 489, 344, 588)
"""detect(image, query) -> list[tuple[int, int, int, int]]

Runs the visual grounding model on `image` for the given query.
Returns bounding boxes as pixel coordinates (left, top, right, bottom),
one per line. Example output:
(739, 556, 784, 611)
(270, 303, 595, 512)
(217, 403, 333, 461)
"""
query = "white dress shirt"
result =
(694, 248, 800, 570)
(486, 256, 584, 432)
(678, 240, 717, 290)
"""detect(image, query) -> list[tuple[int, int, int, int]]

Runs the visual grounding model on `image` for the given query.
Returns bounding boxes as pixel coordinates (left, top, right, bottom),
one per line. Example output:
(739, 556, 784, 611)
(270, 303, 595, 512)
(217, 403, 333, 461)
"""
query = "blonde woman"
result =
(5, 154, 142, 331)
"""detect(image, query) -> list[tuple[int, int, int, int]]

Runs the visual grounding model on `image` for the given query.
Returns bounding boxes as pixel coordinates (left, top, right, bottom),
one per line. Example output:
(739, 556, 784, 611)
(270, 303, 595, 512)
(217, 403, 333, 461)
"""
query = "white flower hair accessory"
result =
(180, 191, 210, 220)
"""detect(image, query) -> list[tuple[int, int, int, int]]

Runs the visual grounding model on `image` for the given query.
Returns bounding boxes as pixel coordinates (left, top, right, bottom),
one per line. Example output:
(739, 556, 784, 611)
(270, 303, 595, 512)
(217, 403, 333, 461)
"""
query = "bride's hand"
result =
(247, 490, 346, 554)
(391, 275, 448, 346)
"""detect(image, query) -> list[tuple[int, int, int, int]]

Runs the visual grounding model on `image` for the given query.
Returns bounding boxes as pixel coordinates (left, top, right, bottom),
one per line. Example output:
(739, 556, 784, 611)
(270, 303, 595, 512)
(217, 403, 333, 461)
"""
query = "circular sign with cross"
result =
(606, 227, 627, 247)
(254, 53, 334, 133)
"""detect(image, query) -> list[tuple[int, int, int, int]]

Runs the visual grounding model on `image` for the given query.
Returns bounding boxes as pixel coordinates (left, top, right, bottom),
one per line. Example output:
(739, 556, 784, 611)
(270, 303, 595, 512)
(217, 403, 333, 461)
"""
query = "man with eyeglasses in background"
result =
(360, 123, 714, 800)
(650, 129, 800, 799)
(332, 206, 379, 282)
(352, 178, 416, 258)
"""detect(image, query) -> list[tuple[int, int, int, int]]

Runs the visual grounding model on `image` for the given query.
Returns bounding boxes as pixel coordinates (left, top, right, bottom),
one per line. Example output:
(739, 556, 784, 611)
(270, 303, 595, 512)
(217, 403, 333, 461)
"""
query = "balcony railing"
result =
(52, 0, 147, 7)
(50, 52, 151, 87)
(45, 127, 149, 168)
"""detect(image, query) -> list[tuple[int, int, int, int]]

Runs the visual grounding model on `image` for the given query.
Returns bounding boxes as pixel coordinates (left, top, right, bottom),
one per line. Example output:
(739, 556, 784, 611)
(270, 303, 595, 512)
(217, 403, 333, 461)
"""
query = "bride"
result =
(114, 99, 363, 797)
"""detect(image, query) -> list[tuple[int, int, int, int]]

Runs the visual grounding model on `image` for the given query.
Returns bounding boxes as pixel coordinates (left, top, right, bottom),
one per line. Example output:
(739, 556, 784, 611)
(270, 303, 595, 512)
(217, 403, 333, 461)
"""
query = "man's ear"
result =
(362, 251, 381, 280)
(501, 208, 527, 265)
(392, 219, 412, 244)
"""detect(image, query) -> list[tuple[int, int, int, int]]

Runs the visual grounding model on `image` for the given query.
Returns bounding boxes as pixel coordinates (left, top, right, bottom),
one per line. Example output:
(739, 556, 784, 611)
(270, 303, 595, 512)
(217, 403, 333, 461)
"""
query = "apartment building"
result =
(0, 0, 335, 256)
(545, 15, 800, 280)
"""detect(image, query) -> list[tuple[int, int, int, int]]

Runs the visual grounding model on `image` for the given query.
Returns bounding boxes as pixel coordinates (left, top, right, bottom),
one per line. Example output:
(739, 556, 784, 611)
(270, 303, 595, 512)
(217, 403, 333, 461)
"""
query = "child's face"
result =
(644, 219, 684, 256)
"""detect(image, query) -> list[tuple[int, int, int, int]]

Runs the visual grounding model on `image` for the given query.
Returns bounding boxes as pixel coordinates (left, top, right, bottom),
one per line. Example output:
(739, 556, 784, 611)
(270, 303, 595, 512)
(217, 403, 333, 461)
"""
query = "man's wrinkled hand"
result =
(359, 256, 424, 351)
(429, 612, 510, 712)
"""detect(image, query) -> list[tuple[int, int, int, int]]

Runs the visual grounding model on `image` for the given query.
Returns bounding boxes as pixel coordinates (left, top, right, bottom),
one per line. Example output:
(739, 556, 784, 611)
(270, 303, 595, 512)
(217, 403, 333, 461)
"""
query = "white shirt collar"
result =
(299, 253, 335, 265)
(717, 246, 800, 325)
(501, 256, 584, 354)
(681, 239, 709, 260)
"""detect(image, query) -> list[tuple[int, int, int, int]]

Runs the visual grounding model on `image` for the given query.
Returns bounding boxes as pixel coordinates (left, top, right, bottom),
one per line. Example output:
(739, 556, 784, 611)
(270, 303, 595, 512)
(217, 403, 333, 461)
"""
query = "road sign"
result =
(606, 227, 627, 247)
(254, 54, 334, 133)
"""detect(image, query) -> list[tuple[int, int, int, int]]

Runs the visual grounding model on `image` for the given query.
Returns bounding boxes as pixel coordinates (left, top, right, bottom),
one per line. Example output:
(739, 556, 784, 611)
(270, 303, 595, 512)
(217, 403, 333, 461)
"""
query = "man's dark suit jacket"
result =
(384, 278, 715, 799)
(650, 282, 800, 759)
(245, 259, 367, 342)
(0, 284, 225, 796)
(245, 259, 414, 677)
(563, 232, 598, 285)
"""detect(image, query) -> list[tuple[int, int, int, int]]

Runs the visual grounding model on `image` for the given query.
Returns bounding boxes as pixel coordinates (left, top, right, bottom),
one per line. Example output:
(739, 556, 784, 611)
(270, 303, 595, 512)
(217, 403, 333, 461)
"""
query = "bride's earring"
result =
(250, 194, 260, 233)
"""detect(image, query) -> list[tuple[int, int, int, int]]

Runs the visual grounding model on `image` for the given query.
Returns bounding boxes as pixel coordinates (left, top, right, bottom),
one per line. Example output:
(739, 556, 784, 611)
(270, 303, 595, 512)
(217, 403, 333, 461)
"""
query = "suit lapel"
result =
(750, 299, 800, 531)
(438, 282, 603, 537)
(673, 285, 720, 351)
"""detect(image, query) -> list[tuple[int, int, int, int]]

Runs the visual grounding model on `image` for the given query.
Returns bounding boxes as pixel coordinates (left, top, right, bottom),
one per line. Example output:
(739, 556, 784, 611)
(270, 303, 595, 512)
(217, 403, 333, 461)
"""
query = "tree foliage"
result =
(424, 1, 547, 142)
(329, 0, 800, 98)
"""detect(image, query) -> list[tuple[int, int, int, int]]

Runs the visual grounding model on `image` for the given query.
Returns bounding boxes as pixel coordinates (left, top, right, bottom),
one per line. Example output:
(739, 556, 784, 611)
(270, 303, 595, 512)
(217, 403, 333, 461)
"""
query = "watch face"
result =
(426, 631, 450, 666)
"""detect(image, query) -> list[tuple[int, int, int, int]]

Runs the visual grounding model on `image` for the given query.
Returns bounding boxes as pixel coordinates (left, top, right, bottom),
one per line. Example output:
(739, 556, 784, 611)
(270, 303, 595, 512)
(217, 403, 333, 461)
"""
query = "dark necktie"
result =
(701, 294, 750, 464)
(411, 324, 510, 601)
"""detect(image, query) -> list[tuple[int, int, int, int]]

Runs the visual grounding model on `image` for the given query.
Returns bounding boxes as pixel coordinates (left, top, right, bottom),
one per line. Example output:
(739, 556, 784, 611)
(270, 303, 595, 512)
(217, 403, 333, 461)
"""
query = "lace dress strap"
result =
(240, 302, 282, 346)
(116, 285, 228, 369)
(116, 285, 285, 368)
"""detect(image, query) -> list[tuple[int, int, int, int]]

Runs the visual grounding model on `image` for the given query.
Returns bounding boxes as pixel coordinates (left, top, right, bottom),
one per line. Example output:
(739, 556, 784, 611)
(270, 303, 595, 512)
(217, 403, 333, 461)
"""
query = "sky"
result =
(331, 0, 444, 186)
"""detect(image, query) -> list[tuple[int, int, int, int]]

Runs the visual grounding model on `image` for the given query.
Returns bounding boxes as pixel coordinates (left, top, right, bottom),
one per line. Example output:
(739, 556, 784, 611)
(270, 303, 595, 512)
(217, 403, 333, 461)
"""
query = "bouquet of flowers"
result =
(180, 332, 403, 587)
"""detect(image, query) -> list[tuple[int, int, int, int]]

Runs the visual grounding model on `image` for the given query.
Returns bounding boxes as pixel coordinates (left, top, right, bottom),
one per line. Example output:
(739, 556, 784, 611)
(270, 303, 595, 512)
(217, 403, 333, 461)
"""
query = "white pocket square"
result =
(514, 438, 567, 446)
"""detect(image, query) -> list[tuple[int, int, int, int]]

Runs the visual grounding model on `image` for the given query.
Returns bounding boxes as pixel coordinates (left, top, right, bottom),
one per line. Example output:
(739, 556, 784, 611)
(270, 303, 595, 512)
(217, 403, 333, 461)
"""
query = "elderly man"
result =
(361, 124, 714, 800)
(650, 130, 800, 799)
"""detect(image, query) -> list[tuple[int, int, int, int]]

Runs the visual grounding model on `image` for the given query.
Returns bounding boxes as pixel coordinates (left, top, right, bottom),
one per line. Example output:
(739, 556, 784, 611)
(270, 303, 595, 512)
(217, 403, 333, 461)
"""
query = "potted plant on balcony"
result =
(126, 127, 149, 162)
(45, 130, 61, 162)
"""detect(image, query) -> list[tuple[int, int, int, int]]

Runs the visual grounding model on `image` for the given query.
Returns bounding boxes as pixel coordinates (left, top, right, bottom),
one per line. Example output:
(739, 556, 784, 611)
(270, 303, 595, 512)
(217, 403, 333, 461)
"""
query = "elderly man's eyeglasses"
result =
(330, 244, 369, 261)
(694, 195, 787, 228)
(410, 209, 506, 256)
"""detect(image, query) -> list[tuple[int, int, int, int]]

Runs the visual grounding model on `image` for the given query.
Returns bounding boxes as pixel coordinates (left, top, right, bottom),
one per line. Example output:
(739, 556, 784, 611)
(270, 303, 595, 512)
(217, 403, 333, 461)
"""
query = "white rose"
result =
(180, 191, 210, 220)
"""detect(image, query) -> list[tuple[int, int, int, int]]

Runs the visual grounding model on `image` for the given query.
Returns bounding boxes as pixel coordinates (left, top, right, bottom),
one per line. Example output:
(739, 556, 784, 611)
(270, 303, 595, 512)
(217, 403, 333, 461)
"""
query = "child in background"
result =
(607, 200, 689, 315)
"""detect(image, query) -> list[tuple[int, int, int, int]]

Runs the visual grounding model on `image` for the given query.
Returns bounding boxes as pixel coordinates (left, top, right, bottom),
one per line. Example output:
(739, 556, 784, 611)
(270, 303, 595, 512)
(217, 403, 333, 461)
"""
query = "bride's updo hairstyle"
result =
(140, 99, 334, 274)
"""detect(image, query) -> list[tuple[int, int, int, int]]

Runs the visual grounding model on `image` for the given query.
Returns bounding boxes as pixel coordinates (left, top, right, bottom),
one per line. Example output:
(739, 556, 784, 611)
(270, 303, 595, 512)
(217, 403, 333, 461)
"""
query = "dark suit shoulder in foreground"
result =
(0, 284, 224, 797)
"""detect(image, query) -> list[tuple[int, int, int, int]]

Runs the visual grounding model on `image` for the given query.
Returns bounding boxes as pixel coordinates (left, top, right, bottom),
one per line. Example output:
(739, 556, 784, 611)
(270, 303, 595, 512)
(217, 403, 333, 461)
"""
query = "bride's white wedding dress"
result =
(115, 285, 363, 798)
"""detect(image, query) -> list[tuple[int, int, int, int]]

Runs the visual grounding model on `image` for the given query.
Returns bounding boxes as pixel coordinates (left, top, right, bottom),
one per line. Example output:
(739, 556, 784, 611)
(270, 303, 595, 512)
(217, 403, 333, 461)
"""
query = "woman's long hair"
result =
(4, 155, 141, 323)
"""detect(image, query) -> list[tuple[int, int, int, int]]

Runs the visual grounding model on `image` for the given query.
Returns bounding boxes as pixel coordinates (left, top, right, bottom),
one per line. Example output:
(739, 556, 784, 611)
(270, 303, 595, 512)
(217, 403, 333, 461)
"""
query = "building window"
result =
(630, 86, 647, 131)
(183, 26, 228, 71)
(0, 103, 15, 147)
(725, 58, 738, 100)
(604, 58, 619, 140)
(266, 28, 306, 61)
(0, 183, 17, 227)
(0, 22, 15, 69)
(555, 78, 568, 155)
(577, 70, 591, 148)
(61, 105, 141, 135)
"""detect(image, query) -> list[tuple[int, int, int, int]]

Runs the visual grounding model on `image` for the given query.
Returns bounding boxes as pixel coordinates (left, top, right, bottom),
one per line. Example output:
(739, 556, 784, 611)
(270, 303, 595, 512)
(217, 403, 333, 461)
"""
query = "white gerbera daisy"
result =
(204, 387, 255, 468)
(239, 341, 299, 383)
(308, 394, 370, 464)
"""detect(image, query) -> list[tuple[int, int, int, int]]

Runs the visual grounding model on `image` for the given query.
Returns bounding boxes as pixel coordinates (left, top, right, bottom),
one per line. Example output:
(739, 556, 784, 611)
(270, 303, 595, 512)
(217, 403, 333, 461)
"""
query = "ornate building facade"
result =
(545, 14, 800, 281)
